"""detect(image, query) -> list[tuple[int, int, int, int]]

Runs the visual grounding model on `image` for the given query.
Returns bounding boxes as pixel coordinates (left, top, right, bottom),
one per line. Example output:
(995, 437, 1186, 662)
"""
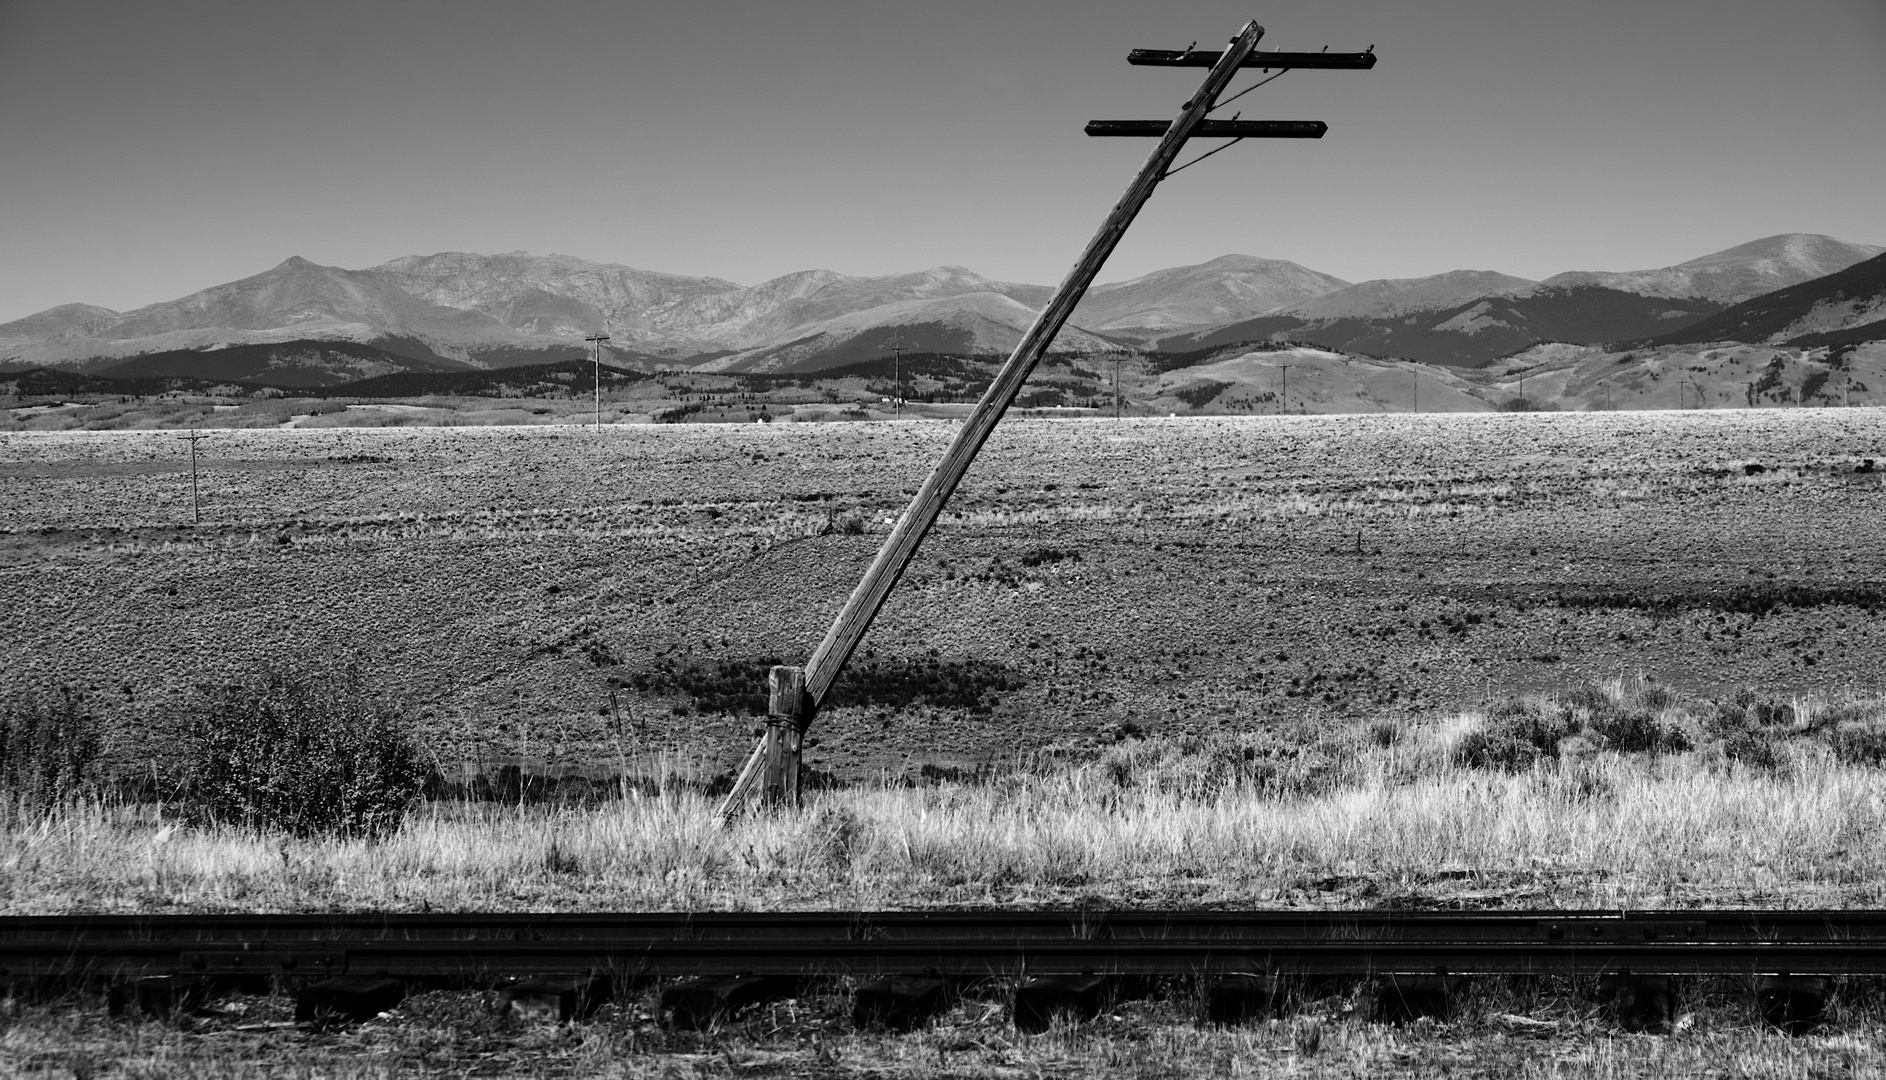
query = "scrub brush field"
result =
(2, 409, 1881, 787)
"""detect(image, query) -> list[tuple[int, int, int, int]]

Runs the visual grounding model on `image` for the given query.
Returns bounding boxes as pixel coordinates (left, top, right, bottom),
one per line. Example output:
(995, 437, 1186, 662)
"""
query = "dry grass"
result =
(8, 683, 1886, 915)
(8, 685, 1886, 1076)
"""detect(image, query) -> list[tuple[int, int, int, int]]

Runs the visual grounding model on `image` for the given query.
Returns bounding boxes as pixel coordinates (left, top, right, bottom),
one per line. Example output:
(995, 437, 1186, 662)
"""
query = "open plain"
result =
(3, 409, 1884, 783)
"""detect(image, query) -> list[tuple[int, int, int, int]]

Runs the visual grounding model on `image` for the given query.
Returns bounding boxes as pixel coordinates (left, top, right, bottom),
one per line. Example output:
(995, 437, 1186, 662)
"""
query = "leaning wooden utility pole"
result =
(719, 21, 1375, 816)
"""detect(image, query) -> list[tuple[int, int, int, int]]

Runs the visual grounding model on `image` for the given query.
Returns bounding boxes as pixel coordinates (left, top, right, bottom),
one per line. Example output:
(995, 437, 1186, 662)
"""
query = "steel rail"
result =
(2, 910, 1583, 942)
(7, 910, 1886, 982)
(7, 909, 1886, 943)
(9, 938, 1886, 982)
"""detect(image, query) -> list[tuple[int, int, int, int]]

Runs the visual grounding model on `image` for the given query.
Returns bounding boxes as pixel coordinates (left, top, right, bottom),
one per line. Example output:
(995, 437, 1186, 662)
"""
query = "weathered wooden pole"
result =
(716, 20, 1371, 817)
(176, 428, 209, 523)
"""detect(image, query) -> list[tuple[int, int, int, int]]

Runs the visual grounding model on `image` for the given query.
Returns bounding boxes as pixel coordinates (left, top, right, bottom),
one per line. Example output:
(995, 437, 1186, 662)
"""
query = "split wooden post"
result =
(759, 666, 808, 806)
(720, 665, 809, 812)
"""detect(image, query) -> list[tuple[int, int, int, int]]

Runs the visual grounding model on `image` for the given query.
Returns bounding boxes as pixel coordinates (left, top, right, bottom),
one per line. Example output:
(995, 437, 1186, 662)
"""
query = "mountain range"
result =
(1, 233, 1880, 387)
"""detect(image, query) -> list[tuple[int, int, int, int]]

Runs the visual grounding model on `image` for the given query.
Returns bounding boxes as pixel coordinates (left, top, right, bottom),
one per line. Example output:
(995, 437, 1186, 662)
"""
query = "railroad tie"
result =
(659, 973, 794, 1030)
(1204, 972, 1290, 1024)
(499, 972, 612, 1024)
(1013, 973, 1115, 1033)
(1756, 975, 1830, 1037)
(1373, 974, 1465, 1024)
(852, 973, 950, 1031)
(1598, 974, 1673, 1034)
(107, 974, 214, 1020)
(295, 976, 405, 1028)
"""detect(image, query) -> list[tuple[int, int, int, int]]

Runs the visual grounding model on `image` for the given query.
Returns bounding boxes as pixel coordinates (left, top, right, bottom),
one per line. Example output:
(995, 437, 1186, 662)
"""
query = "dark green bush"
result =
(1563, 684, 1613, 714)
(1019, 547, 1081, 569)
(1701, 699, 1784, 771)
(1717, 726, 1785, 772)
(0, 687, 102, 815)
(1453, 699, 1575, 770)
(1752, 699, 1795, 726)
(1827, 717, 1886, 767)
(1095, 729, 1356, 799)
(1637, 683, 1678, 713)
(182, 664, 429, 838)
(1586, 705, 1689, 755)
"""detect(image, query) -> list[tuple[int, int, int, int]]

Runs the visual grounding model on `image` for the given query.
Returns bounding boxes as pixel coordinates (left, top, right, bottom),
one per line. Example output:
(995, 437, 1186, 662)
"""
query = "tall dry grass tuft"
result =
(0, 686, 103, 820)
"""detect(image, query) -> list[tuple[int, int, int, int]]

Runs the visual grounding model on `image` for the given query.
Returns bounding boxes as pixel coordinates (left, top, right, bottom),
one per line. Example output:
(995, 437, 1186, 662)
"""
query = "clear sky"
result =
(2, 0, 1883, 323)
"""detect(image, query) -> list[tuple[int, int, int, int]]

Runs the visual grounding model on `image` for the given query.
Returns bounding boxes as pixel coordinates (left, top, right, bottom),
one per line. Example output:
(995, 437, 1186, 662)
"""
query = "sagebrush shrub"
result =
(1563, 684, 1613, 714)
(1826, 716, 1886, 767)
(182, 664, 430, 838)
(1586, 705, 1689, 755)
(1717, 726, 1785, 772)
(1453, 700, 1574, 770)
(0, 687, 102, 815)
(1093, 729, 1355, 798)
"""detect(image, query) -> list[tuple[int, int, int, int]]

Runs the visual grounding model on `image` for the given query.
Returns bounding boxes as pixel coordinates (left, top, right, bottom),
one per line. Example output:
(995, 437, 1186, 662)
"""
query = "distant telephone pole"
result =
(1114, 350, 1123, 419)
(892, 340, 904, 418)
(176, 428, 209, 523)
(586, 333, 611, 430)
(1411, 367, 1417, 414)
(1279, 364, 1290, 415)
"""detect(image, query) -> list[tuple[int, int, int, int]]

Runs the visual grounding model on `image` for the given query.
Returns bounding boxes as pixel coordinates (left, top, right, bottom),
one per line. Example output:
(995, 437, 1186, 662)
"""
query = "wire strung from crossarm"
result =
(1162, 134, 1246, 178)
(1209, 66, 1288, 114)
(1162, 67, 1290, 179)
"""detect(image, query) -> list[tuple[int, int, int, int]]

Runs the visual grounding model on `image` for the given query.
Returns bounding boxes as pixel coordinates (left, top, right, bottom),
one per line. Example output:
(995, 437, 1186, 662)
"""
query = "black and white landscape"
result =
(6, 0, 1886, 1074)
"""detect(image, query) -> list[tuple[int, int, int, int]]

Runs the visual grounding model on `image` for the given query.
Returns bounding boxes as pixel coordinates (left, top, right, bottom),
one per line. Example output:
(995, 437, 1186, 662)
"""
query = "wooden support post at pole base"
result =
(720, 666, 808, 813)
(716, 21, 1269, 820)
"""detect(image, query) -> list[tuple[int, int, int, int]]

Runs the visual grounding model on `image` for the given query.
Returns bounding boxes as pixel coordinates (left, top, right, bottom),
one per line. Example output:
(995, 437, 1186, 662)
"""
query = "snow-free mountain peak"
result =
(1536, 233, 1885, 304)
(1282, 270, 1538, 321)
(1650, 250, 1886, 348)
(1074, 254, 1350, 335)
(0, 303, 122, 338)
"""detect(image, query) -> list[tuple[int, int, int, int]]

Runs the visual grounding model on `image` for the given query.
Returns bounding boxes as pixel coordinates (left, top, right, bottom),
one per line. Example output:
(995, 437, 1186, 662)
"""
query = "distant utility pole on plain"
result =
(586, 333, 611, 430)
(1411, 368, 1417, 414)
(1101, 348, 1116, 416)
(1279, 364, 1290, 415)
(891, 340, 904, 418)
(176, 428, 209, 523)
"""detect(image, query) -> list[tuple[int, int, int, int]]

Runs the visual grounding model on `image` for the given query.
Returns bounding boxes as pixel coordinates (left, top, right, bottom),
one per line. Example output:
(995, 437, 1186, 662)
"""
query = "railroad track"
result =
(4, 909, 1878, 1033)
